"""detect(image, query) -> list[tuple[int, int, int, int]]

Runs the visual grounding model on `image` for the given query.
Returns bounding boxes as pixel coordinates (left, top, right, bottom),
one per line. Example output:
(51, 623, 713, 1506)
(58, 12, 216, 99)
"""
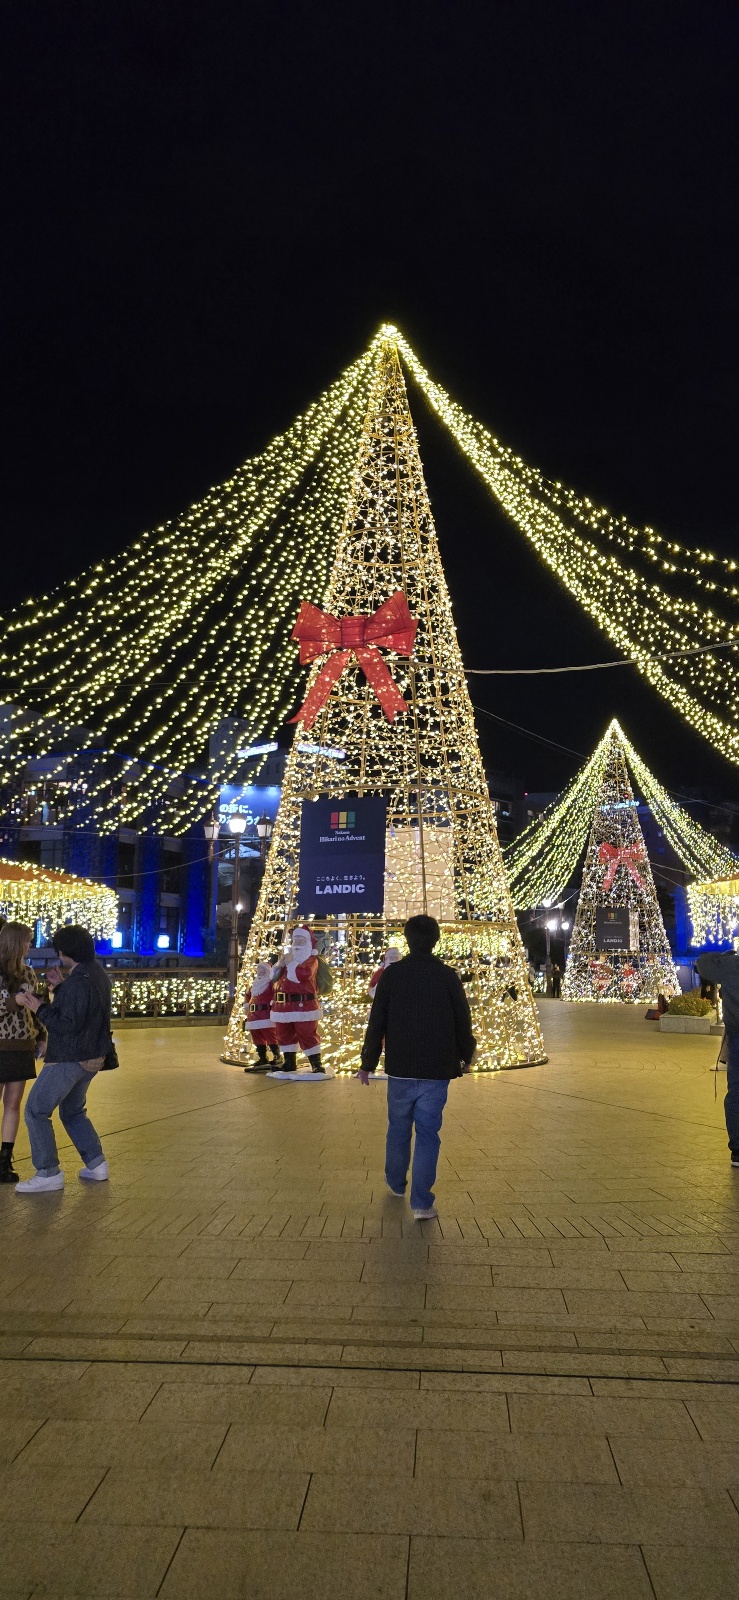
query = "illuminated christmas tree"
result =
(224, 335, 546, 1070)
(562, 724, 680, 1002)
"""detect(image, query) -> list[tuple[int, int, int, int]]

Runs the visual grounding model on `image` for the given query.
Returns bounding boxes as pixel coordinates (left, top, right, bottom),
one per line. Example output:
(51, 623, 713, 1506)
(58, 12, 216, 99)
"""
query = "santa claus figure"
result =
(270, 925, 324, 1072)
(243, 961, 283, 1072)
(368, 946, 401, 999)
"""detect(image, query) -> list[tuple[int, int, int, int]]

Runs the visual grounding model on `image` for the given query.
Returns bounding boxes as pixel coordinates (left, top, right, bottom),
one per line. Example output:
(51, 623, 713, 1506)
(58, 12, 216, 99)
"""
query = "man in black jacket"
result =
(14, 925, 112, 1193)
(359, 915, 476, 1220)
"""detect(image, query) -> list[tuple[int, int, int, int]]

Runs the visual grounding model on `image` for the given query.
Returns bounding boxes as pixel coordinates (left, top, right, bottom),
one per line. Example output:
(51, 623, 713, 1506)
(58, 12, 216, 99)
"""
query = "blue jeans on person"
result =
(25, 1063, 105, 1177)
(726, 1032, 739, 1151)
(385, 1076, 449, 1211)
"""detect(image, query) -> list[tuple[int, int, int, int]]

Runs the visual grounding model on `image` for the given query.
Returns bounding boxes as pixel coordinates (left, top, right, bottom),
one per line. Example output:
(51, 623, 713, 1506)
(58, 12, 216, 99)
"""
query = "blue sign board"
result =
(218, 785, 281, 831)
(298, 795, 387, 915)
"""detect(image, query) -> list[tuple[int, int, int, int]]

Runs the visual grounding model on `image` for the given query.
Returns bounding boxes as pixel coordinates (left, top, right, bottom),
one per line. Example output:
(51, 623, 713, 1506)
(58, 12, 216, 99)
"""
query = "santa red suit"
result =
(243, 962, 281, 1070)
(270, 926, 324, 1072)
(368, 946, 401, 998)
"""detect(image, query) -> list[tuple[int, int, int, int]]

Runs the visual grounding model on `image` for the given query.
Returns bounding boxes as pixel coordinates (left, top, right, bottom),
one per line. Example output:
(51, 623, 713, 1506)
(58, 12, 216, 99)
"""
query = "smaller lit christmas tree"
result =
(562, 724, 680, 1003)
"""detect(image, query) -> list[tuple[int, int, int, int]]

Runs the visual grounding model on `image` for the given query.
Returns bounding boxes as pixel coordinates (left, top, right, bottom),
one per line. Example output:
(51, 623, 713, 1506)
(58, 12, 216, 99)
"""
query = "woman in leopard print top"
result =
(0, 922, 46, 1183)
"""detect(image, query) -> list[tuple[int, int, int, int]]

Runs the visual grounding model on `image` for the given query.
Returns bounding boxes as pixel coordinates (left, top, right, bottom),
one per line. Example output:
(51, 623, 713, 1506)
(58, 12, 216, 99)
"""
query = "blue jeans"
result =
(25, 1063, 104, 1177)
(385, 1076, 449, 1211)
(726, 1032, 739, 1151)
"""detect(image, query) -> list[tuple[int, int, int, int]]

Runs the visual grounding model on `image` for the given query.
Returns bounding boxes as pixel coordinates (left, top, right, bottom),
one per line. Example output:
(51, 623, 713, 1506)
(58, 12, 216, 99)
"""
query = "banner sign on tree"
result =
(298, 796, 387, 915)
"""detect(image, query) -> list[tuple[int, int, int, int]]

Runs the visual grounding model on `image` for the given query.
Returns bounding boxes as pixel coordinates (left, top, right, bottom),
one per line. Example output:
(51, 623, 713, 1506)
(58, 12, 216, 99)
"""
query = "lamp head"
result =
(229, 812, 247, 836)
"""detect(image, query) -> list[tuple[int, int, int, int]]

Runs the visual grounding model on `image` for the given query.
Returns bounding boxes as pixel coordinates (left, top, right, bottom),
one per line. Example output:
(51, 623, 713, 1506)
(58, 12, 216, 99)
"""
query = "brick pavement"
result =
(0, 1000, 738, 1597)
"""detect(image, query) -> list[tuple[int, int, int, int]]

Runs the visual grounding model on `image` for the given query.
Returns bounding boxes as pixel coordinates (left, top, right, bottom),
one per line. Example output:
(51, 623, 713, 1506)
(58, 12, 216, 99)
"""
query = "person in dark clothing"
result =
(550, 963, 562, 999)
(14, 925, 113, 1193)
(696, 951, 739, 1167)
(358, 914, 476, 1220)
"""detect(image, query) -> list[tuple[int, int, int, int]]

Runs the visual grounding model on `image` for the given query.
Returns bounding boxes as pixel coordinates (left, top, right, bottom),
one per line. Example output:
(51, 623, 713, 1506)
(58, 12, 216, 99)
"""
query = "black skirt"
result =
(0, 1050, 37, 1084)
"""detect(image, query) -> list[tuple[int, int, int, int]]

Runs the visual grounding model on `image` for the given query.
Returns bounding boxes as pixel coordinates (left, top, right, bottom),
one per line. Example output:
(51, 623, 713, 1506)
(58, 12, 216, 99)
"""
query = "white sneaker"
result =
(79, 1161, 109, 1182)
(386, 1182, 406, 1197)
(15, 1172, 65, 1194)
(412, 1206, 438, 1221)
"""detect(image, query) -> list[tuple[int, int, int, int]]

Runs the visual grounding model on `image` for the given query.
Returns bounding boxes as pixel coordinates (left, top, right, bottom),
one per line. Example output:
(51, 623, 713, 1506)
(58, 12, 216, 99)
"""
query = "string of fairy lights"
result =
(687, 878, 739, 947)
(389, 327, 739, 769)
(1, 326, 737, 840)
(504, 717, 737, 911)
(560, 727, 680, 1003)
(0, 350, 375, 831)
(0, 859, 117, 941)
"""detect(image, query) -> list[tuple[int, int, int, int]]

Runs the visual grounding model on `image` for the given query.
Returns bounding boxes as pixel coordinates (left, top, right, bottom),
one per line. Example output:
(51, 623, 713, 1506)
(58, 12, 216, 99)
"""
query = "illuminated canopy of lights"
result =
(505, 717, 737, 911)
(1, 327, 737, 835)
(0, 859, 118, 941)
(687, 877, 739, 947)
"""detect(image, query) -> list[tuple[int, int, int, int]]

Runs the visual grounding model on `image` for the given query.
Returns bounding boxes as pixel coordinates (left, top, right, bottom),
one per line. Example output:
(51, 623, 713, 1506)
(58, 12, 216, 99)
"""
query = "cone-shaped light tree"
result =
(562, 722, 680, 1002)
(224, 337, 546, 1070)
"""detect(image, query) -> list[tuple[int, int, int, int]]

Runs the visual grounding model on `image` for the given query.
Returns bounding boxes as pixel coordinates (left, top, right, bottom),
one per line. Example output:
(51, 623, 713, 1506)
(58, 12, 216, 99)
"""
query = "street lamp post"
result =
(228, 811, 247, 1003)
(255, 812, 273, 859)
(544, 917, 557, 996)
(203, 814, 220, 949)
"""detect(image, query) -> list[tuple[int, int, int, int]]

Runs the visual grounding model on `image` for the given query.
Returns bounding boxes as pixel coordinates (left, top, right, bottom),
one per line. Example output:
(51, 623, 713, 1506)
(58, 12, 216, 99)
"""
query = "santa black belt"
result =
(274, 992, 314, 1005)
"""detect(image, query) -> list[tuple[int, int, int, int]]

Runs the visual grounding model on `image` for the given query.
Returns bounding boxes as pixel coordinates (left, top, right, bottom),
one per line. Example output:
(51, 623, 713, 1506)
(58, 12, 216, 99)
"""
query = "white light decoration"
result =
(559, 726, 680, 1002)
(688, 877, 739, 946)
(505, 718, 737, 911)
(224, 336, 546, 1071)
(0, 858, 118, 941)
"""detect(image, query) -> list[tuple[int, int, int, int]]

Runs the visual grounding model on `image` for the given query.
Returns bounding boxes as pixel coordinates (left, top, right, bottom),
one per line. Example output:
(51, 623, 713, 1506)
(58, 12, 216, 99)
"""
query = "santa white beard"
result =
(286, 940, 313, 981)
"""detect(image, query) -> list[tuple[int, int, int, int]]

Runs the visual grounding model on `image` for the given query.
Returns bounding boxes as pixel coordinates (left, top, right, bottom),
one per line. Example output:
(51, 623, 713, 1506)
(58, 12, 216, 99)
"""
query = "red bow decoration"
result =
(599, 841, 644, 892)
(288, 591, 417, 729)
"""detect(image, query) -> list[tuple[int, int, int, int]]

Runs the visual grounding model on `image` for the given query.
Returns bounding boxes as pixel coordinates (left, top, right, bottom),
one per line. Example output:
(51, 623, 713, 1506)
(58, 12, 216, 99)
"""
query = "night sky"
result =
(4, 1, 738, 799)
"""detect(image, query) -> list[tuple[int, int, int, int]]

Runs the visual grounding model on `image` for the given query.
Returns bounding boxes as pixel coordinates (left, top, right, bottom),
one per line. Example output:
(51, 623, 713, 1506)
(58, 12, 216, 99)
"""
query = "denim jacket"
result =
(36, 960, 112, 1062)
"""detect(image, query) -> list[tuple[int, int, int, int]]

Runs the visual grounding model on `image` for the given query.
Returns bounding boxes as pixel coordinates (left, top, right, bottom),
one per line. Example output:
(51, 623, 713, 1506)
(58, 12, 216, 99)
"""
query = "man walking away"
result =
(695, 949, 739, 1168)
(551, 962, 562, 999)
(358, 915, 476, 1220)
(14, 925, 113, 1193)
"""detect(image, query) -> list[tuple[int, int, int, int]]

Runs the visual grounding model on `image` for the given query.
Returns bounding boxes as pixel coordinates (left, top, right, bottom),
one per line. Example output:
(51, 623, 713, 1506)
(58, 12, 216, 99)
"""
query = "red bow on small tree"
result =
(598, 841, 644, 892)
(288, 591, 418, 729)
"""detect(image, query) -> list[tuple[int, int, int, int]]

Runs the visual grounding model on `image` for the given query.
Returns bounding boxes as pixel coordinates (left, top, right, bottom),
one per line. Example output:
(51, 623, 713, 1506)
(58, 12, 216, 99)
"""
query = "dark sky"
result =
(4, 0, 738, 798)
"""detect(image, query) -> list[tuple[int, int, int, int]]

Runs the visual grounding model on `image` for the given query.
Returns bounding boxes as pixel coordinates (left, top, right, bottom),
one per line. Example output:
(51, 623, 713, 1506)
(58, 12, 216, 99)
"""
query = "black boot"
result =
(280, 1054, 297, 1071)
(269, 1045, 283, 1067)
(243, 1042, 271, 1073)
(310, 1053, 326, 1074)
(0, 1142, 19, 1184)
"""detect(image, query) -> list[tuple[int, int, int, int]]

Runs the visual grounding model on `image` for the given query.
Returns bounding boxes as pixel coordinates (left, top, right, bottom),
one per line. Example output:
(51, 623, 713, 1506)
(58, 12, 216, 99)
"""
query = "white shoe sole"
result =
(412, 1210, 438, 1221)
(79, 1166, 109, 1182)
(15, 1178, 65, 1194)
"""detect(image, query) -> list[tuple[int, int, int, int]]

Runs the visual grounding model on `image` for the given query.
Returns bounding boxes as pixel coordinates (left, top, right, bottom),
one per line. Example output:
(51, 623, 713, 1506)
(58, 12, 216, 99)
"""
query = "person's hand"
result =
(46, 966, 64, 988)
(16, 990, 40, 1012)
(357, 1069, 371, 1085)
(36, 1039, 47, 1059)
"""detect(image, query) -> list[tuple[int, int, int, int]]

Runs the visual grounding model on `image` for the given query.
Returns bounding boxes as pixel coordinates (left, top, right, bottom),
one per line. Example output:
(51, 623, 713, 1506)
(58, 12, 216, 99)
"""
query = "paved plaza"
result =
(1, 999, 738, 1598)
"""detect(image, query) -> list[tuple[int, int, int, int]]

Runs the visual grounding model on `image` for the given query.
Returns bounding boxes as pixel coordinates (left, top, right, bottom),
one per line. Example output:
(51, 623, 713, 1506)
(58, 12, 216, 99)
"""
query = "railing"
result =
(109, 967, 229, 1020)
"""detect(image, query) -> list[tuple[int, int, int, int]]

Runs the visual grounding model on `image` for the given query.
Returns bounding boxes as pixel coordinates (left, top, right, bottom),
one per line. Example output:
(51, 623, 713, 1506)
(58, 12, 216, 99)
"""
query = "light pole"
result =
(203, 814, 220, 950)
(545, 916, 557, 996)
(255, 812, 273, 859)
(228, 811, 247, 1003)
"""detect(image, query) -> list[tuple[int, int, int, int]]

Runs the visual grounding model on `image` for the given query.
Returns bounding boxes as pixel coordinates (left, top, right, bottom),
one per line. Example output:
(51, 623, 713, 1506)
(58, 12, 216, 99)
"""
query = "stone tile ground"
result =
(0, 1000, 737, 1596)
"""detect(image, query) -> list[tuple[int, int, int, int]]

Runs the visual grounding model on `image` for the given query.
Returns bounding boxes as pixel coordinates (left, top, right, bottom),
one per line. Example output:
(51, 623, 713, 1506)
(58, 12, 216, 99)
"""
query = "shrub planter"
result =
(659, 1015, 713, 1034)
